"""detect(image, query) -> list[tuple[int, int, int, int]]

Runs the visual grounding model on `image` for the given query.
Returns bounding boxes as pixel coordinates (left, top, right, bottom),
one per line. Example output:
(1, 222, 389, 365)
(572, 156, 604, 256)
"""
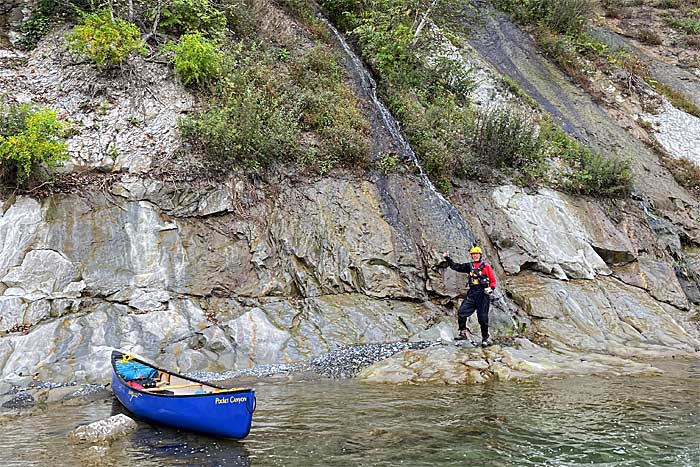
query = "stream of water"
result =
(319, 16, 475, 243)
(1, 360, 698, 466)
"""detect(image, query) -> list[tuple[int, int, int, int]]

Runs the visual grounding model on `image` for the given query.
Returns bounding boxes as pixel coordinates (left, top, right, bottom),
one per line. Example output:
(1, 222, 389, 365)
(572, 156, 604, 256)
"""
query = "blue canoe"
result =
(111, 350, 255, 439)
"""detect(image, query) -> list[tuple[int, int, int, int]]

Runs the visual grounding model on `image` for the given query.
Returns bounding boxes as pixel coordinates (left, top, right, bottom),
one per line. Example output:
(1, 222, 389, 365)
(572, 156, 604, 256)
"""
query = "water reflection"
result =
(128, 426, 251, 467)
(0, 360, 698, 467)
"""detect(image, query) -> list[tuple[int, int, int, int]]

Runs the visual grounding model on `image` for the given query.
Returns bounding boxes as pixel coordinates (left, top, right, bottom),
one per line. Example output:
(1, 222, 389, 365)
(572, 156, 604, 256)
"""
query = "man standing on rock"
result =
(443, 246, 497, 347)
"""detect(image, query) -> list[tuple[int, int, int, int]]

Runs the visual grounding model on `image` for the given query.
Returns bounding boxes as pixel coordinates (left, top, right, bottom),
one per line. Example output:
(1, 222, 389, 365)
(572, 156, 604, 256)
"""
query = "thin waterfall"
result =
(320, 16, 475, 240)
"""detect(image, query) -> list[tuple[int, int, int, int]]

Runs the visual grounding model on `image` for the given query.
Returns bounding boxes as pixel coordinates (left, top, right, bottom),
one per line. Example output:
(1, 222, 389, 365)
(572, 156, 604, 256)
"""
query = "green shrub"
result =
(289, 46, 370, 168)
(165, 33, 223, 86)
(540, 121, 631, 196)
(159, 0, 227, 40)
(468, 107, 545, 175)
(498, 0, 593, 35)
(18, 13, 52, 50)
(318, 0, 364, 31)
(387, 90, 473, 190)
(351, 2, 419, 87)
(180, 42, 370, 172)
(664, 16, 700, 34)
(0, 104, 69, 185)
(564, 150, 632, 196)
(66, 9, 146, 69)
(180, 44, 297, 167)
(180, 93, 298, 169)
(378, 153, 402, 174)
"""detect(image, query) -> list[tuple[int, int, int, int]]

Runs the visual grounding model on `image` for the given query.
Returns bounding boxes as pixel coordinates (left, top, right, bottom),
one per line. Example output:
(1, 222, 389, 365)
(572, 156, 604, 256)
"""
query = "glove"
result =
(484, 287, 493, 295)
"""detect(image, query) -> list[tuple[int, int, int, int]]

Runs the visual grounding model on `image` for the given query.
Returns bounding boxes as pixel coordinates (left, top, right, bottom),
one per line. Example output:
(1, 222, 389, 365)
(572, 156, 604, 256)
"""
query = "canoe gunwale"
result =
(111, 350, 252, 399)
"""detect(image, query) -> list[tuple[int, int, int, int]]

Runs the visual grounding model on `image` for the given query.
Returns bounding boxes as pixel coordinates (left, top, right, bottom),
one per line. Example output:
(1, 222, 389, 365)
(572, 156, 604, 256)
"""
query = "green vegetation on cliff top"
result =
(23, 0, 700, 197)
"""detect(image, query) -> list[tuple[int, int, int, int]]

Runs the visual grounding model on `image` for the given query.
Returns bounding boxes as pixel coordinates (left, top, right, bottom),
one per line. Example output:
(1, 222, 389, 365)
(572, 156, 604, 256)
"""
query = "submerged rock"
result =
(68, 414, 137, 444)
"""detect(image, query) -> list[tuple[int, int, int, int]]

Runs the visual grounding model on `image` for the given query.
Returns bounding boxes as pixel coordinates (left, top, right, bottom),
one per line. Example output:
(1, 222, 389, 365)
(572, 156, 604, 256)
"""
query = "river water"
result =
(1, 360, 698, 467)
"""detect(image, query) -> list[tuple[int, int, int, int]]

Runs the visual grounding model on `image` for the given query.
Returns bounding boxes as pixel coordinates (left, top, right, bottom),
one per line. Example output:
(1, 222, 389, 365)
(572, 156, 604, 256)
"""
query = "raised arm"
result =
(444, 252, 471, 273)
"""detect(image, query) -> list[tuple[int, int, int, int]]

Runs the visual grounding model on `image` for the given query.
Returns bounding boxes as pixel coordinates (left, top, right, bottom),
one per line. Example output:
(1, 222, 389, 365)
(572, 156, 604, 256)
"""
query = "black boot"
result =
(454, 330, 469, 341)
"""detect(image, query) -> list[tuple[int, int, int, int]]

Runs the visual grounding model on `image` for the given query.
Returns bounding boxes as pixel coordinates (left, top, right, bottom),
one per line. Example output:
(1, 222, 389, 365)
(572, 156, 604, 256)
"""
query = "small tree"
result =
(66, 9, 146, 69)
(0, 104, 69, 186)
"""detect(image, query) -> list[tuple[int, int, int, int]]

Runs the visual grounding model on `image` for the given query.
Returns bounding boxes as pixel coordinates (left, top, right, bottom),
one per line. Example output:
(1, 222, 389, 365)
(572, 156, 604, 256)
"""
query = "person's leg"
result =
(457, 296, 477, 338)
(476, 294, 491, 343)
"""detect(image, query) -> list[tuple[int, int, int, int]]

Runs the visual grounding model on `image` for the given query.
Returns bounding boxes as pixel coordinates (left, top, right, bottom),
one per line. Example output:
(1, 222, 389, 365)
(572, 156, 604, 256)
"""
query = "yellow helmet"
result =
(469, 246, 483, 255)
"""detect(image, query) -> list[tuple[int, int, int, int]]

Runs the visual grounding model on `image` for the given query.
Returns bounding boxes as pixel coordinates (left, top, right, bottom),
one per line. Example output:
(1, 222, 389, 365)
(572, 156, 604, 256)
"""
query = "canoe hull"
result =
(111, 354, 254, 439)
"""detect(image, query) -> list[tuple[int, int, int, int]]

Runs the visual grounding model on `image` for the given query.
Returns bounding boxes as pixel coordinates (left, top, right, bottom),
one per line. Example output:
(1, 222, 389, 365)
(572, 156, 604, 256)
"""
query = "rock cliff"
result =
(0, 0, 698, 386)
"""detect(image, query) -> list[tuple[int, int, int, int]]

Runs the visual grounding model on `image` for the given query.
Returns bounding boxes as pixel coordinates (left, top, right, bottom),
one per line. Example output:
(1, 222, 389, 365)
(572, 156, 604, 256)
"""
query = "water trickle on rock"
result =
(320, 16, 475, 241)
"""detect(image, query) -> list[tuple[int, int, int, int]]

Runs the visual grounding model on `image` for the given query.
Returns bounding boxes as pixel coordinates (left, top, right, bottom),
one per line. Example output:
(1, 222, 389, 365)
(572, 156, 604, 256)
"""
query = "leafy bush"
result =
(391, 90, 473, 191)
(181, 44, 297, 167)
(181, 96, 298, 170)
(498, 0, 593, 35)
(291, 46, 370, 168)
(165, 33, 223, 86)
(468, 107, 545, 179)
(180, 42, 370, 172)
(564, 150, 632, 195)
(352, 2, 419, 87)
(0, 104, 69, 185)
(378, 153, 402, 174)
(540, 121, 631, 196)
(159, 0, 227, 40)
(318, 0, 364, 31)
(66, 9, 146, 68)
(18, 13, 52, 50)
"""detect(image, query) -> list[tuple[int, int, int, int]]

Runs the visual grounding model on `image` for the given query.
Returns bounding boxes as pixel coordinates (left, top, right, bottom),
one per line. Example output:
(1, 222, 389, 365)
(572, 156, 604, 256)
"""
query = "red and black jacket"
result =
(445, 257, 497, 290)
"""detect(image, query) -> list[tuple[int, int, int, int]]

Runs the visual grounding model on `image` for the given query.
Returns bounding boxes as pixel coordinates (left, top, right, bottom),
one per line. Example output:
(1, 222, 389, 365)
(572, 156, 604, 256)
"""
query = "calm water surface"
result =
(1, 360, 698, 466)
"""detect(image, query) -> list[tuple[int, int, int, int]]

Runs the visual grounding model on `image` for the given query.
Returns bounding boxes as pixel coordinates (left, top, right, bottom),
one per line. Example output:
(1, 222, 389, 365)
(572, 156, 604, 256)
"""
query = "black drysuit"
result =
(445, 257, 493, 340)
